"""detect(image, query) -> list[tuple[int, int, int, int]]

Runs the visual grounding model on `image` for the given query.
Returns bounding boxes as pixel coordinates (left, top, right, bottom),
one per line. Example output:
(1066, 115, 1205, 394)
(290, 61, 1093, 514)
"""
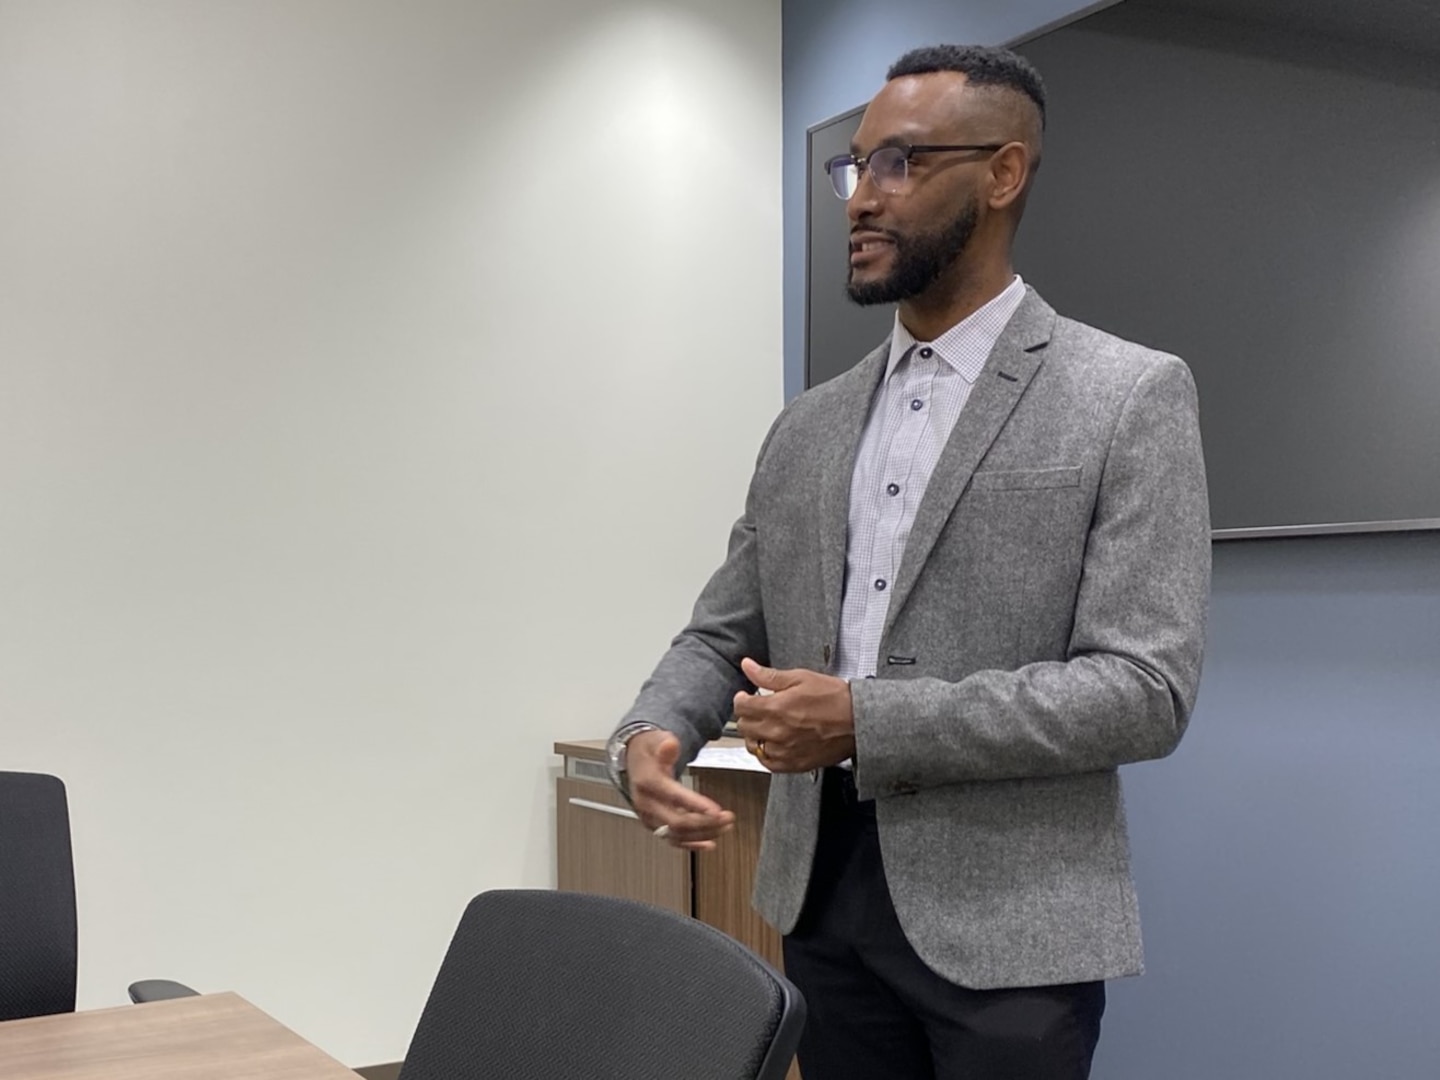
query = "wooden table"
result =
(0, 993, 357, 1080)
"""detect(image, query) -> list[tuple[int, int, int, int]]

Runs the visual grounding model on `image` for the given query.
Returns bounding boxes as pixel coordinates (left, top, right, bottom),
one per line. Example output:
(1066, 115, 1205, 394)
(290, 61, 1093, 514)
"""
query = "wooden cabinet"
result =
(555, 774, 691, 914)
(689, 766, 784, 972)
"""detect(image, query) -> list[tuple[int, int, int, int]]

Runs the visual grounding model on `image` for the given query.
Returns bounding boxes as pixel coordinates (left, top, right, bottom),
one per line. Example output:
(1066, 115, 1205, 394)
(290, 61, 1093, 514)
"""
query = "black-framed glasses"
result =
(823, 143, 1006, 200)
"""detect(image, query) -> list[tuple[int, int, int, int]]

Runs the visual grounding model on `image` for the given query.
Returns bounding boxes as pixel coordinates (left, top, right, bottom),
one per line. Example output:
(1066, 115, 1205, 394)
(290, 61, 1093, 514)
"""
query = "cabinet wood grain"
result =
(556, 775, 691, 915)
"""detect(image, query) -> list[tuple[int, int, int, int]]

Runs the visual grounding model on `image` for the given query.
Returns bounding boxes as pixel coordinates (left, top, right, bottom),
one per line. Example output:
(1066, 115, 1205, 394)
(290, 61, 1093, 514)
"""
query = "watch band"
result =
(606, 722, 661, 803)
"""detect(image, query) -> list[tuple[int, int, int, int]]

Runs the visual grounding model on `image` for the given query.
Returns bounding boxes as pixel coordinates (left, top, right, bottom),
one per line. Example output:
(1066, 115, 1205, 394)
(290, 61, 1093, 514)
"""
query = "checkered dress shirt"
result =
(834, 275, 1028, 682)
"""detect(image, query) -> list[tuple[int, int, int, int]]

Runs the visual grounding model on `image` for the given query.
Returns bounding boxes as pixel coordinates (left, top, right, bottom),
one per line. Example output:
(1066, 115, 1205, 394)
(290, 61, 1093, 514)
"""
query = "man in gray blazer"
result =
(607, 44, 1209, 1080)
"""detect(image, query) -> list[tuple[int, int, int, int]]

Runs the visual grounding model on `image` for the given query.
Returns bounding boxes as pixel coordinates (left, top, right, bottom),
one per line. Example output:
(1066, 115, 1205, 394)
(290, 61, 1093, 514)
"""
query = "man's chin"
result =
(846, 275, 903, 306)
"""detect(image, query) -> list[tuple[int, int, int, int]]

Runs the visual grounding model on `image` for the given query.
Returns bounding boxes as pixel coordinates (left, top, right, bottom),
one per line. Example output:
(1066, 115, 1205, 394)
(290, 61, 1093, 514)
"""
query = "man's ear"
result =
(987, 142, 1033, 210)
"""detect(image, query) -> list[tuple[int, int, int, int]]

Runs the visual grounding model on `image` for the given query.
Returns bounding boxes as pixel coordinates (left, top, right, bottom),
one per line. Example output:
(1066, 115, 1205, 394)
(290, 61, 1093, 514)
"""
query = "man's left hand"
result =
(733, 657, 856, 773)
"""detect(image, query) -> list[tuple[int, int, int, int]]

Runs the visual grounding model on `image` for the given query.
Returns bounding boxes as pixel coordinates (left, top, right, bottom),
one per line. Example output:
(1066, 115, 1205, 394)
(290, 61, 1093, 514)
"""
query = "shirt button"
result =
(910, 399, 924, 411)
(919, 347, 933, 359)
(886, 483, 900, 496)
(874, 578, 887, 591)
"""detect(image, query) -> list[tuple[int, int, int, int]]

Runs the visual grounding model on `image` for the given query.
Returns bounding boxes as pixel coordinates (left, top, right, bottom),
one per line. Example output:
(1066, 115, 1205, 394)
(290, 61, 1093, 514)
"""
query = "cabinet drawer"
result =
(555, 776, 691, 915)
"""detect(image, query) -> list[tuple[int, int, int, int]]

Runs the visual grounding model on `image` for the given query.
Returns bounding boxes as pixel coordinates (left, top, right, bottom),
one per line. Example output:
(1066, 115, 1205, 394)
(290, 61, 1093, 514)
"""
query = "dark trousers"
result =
(782, 769, 1106, 1080)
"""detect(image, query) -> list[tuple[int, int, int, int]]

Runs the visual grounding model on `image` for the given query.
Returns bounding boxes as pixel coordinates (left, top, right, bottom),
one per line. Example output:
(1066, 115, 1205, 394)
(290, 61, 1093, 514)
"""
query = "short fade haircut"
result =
(887, 45, 1047, 129)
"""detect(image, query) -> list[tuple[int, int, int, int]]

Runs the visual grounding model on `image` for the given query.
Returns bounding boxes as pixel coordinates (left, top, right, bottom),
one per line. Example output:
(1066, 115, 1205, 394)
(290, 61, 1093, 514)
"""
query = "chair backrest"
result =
(0, 772, 78, 1021)
(398, 889, 805, 1080)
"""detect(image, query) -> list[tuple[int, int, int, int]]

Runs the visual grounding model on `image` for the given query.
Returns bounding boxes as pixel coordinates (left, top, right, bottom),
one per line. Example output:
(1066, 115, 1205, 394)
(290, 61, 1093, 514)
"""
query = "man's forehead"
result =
(856, 72, 974, 141)
(877, 70, 971, 106)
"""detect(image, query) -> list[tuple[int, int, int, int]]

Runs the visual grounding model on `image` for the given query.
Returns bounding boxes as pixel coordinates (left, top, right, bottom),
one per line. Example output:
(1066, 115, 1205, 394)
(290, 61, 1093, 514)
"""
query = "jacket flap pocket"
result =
(968, 465, 1083, 492)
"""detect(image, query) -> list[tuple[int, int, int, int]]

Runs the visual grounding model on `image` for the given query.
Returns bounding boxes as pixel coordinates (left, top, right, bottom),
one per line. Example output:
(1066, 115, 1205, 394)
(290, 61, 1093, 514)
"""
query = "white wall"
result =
(0, 0, 781, 1065)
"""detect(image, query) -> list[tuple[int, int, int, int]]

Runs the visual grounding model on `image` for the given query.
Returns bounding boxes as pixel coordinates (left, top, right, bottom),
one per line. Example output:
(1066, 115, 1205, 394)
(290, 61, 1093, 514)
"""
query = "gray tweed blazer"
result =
(618, 287, 1211, 989)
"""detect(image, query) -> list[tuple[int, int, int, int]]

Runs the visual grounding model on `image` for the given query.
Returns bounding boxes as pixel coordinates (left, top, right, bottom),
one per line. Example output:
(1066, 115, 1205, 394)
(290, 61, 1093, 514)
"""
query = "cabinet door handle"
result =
(567, 797, 639, 821)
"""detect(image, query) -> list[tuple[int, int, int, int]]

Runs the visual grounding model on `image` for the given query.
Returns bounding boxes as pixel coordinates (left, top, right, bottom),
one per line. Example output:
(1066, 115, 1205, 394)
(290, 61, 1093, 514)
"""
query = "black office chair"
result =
(0, 771, 197, 1022)
(398, 889, 806, 1080)
(0, 772, 77, 1021)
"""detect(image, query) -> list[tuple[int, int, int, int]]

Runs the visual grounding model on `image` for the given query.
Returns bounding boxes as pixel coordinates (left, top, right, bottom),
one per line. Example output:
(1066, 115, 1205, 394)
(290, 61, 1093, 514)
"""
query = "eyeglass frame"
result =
(823, 143, 1007, 200)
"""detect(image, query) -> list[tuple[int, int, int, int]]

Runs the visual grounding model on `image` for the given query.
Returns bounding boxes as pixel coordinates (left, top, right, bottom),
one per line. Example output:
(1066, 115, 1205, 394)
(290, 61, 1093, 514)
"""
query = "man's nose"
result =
(846, 172, 883, 223)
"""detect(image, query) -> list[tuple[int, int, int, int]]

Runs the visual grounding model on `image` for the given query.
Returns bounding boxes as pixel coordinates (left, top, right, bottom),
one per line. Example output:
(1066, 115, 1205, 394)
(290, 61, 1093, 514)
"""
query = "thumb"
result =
(741, 657, 796, 693)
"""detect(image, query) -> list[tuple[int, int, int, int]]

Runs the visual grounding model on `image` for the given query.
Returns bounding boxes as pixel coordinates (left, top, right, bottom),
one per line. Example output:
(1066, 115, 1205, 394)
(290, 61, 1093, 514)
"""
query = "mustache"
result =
(849, 226, 903, 244)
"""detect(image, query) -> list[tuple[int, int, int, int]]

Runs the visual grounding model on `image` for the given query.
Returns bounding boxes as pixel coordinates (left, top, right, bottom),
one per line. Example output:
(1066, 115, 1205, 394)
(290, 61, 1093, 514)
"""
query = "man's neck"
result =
(898, 262, 1015, 342)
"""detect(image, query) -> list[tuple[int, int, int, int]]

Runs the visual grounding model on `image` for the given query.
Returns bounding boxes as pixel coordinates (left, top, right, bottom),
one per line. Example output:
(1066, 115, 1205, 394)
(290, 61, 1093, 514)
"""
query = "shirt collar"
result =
(884, 274, 1028, 383)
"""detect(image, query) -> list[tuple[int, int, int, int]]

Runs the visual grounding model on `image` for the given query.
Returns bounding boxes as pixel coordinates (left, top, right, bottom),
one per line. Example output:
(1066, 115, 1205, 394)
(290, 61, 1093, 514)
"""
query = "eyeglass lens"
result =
(827, 147, 909, 200)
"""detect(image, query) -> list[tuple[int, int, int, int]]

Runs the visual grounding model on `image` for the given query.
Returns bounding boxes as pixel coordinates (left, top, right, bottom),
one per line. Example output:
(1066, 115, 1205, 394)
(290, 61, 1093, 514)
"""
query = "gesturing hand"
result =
(732, 657, 856, 773)
(625, 730, 735, 851)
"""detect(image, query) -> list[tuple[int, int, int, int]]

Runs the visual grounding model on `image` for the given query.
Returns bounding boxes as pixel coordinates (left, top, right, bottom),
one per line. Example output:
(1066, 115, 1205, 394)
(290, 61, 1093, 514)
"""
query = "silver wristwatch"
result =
(605, 722, 661, 804)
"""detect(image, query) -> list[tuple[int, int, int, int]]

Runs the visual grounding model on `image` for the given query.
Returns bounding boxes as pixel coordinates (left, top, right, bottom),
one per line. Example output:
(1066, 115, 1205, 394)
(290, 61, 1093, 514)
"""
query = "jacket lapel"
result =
(817, 341, 890, 662)
(880, 289, 1057, 644)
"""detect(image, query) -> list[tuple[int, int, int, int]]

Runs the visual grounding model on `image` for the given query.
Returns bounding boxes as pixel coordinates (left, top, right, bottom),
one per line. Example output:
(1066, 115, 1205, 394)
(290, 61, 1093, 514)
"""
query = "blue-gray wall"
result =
(781, 2, 1440, 1076)
(1114, 534, 1440, 1077)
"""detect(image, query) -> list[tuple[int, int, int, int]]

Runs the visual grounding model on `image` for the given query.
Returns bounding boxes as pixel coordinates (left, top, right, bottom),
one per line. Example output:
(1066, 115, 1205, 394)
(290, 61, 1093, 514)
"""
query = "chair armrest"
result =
(128, 979, 201, 1004)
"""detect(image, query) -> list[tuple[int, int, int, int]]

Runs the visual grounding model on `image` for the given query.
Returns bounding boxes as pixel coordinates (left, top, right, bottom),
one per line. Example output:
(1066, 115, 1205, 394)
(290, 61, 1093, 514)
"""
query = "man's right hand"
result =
(626, 730, 736, 851)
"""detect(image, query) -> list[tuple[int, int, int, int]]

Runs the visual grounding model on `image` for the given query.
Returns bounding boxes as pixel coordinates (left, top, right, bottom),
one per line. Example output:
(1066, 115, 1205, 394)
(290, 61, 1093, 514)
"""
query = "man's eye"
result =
(873, 151, 906, 179)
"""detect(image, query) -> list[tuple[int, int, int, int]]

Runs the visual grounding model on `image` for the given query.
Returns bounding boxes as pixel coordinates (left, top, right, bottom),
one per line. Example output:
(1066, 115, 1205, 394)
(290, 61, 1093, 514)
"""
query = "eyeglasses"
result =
(823, 143, 1006, 200)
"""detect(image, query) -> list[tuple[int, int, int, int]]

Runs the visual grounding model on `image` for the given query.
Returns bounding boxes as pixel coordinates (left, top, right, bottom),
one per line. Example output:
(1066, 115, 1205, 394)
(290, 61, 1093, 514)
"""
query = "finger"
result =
(733, 715, 774, 747)
(732, 715, 773, 751)
(661, 826, 729, 852)
(635, 775, 729, 819)
(661, 810, 736, 845)
(732, 689, 771, 721)
(637, 801, 733, 836)
(676, 831, 737, 852)
(666, 808, 736, 832)
(743, 738, 777, 770)
(740, 657, 797, 693)
(653, 806, 737, 852)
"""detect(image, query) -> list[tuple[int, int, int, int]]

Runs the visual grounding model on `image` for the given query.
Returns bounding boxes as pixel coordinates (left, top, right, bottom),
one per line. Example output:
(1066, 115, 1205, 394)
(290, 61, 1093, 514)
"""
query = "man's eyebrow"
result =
(849, 134, 915, 156)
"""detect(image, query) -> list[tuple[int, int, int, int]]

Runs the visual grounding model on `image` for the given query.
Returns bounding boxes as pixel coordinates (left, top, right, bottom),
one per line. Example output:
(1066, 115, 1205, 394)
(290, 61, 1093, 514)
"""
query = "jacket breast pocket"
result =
(967, 465, 1083, 493)
(954, 463, 1090, 567)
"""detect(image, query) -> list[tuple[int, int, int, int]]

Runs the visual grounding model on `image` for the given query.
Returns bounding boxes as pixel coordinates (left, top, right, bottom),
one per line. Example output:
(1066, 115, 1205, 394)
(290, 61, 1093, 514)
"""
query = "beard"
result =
(846, 197, 979, 306)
